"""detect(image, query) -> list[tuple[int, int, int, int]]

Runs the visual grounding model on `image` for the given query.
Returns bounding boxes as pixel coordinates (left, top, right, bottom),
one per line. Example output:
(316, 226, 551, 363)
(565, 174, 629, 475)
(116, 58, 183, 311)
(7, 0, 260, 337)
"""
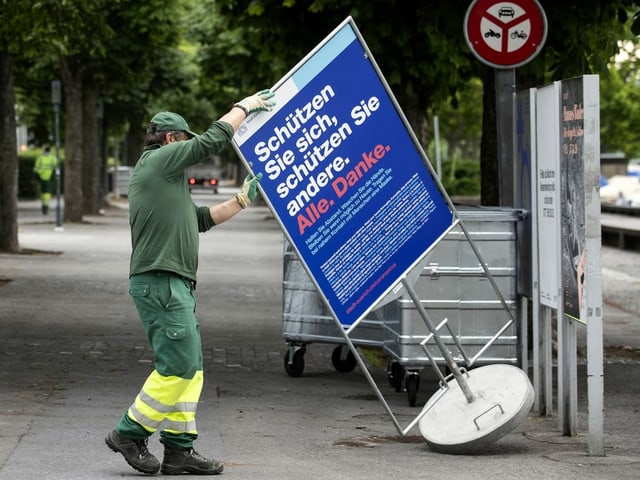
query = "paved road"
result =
(0, 193, 639, 479)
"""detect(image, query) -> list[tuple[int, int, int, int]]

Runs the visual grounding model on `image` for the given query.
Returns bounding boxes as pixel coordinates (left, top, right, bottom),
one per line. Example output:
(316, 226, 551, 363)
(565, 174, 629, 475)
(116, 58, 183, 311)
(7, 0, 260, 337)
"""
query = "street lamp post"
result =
(97, 100, 105, 214)
(51, 80, 63, 231)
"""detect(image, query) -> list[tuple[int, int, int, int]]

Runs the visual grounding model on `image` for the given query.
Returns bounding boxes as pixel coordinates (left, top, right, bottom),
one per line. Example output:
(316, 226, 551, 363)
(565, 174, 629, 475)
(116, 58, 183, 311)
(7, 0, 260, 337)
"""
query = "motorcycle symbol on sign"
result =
(484, 29, 501, 38)
(511, 30, 528, 39)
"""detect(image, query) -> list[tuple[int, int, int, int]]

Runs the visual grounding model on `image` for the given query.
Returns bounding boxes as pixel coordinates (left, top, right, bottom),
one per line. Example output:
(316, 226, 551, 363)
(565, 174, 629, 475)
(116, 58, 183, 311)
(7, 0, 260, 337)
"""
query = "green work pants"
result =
(116, 271, 204, 449)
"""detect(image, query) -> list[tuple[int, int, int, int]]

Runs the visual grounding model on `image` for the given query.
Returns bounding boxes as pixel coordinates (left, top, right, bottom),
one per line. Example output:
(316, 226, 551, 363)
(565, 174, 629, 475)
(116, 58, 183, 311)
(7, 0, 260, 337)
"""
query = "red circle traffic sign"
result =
(464, 0, 547, 69)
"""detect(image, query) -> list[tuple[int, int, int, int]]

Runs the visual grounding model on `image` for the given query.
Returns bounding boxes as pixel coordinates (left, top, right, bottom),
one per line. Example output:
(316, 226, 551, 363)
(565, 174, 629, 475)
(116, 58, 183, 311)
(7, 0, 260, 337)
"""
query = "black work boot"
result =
(161, 445, 224, 475)
(105, 429, 160, 474)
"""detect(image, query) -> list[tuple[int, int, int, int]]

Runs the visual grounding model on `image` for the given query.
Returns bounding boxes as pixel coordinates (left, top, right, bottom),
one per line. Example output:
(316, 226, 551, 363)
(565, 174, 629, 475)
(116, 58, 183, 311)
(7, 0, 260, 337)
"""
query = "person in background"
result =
(33, 146, 56, 215)
(105, 89, 275, 476)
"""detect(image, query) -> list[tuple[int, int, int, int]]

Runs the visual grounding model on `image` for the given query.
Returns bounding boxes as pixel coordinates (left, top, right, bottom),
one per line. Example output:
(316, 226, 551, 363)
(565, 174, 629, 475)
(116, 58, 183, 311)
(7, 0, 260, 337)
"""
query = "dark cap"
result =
(146, 111, 197, 138)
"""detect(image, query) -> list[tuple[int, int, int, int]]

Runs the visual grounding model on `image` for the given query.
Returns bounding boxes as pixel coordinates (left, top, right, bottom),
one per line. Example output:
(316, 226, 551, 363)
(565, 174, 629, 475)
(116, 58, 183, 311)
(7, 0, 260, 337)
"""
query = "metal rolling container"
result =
(383, 206, 523, 405)
(281, 207, 523, 407)
(282, 239, 385, 377)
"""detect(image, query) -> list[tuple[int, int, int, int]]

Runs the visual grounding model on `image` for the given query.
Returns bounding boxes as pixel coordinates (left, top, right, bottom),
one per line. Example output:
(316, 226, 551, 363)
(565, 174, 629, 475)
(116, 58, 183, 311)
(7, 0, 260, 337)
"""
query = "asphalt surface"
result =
(1, 191, 639, 479)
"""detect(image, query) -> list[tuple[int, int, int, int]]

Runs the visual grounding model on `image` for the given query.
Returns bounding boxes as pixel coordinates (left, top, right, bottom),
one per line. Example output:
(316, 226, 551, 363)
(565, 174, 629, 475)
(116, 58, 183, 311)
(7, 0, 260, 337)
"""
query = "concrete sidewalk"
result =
(0, 197, 639, 479)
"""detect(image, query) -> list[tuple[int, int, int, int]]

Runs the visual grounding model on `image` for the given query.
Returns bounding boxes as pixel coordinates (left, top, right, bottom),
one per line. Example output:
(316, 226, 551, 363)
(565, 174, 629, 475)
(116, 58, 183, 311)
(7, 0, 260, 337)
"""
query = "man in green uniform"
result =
(106, 89, 275, 475)
(33, 146, 56, 215)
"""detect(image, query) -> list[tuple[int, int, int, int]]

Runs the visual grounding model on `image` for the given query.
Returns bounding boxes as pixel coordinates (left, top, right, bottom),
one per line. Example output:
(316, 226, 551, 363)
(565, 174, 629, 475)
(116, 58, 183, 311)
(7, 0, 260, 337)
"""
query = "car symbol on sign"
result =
(498, 7, 515, 18)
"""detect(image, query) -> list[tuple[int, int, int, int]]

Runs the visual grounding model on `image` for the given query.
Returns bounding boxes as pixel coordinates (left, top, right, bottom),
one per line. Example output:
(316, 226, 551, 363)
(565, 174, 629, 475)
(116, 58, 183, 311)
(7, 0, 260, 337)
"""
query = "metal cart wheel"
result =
(284, 346, 305, 377)
(331, 345, 357, 373)
(387, 361, 404, 392)
(405, 371, 420, 407)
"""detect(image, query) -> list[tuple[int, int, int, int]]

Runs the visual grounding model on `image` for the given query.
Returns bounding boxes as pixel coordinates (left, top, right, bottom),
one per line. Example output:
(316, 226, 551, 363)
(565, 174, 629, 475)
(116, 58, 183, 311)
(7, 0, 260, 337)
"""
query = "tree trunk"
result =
(82, 82, 99, 215)
(0, 49, 19, 253)
(61, 58, 84, 222)
(124, 111, 145, 166)
(417, 115, 431, 161)
(480, 66, 499, 206)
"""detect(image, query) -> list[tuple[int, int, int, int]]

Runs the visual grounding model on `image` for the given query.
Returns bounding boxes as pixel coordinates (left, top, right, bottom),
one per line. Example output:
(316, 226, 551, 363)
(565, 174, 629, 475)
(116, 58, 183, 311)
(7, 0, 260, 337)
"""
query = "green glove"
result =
(234, 89, 276, 115)
(235, 173, 263, 209)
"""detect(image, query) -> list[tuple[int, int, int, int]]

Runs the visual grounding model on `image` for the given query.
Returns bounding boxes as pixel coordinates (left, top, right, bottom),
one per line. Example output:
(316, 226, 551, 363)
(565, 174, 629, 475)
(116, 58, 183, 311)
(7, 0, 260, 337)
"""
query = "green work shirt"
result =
(128, 120, 234, 281)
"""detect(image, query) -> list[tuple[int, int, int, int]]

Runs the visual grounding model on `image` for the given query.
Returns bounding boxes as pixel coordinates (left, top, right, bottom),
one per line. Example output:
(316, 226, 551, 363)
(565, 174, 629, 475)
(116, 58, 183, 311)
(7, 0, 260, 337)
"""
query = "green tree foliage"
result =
(429, 78, 484, 166)
(16, 0, 114, 221)
(485, 1, 640, 204)
(0, 0, 62, 251)
(599, 27, 640, 159)
(517, 1, 633, 85)
(600, 58, 640, 158)
(98, 0, 193, 163)
(191, 0, 476, 137)
(3, 0, 640, 251)
(2, 0, 190, 231)
(441, 159, 481, 198)
(51, 0, 190, 218)
(193, 0, 640, 203)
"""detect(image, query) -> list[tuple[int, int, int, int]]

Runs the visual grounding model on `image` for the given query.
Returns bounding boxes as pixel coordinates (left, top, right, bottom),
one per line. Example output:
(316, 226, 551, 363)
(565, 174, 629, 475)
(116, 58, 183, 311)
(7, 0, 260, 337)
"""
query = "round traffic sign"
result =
(464, 0, 547, 69)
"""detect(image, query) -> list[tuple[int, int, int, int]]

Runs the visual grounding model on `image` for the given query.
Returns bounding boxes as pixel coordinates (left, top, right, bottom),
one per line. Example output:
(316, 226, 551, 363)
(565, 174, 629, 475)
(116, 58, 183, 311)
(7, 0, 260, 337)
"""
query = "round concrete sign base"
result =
(419, 364, 534, 454)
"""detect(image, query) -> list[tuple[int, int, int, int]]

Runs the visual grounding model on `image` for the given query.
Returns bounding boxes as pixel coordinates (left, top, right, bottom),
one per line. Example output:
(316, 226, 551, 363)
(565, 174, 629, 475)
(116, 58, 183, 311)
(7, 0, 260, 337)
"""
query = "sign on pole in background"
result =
(233, 17, 452, 328)
(464, 0, 547, 69)
(515, 89, 535, 297)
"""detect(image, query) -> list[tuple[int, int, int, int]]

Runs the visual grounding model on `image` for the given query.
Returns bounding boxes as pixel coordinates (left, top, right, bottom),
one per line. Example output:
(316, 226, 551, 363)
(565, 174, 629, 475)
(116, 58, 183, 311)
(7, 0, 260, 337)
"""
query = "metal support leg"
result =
(401, 277, 476, 404)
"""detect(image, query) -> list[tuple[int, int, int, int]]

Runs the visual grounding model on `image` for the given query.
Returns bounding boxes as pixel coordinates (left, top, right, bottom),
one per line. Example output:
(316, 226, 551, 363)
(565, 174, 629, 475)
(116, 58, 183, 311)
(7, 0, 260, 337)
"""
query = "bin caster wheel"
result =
(331, 345, 357, 373)
(406, 372, 420, 407)
(388, 361, 404, 392)
(284, 347, 305, 377)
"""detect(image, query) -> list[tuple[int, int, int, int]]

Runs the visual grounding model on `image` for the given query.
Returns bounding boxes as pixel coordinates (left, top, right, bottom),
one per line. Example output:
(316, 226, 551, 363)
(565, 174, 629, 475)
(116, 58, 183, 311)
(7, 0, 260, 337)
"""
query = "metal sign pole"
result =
(582, 75, 604, 456)
(51, 80, 63, 231)
(495, 68, 516, 207)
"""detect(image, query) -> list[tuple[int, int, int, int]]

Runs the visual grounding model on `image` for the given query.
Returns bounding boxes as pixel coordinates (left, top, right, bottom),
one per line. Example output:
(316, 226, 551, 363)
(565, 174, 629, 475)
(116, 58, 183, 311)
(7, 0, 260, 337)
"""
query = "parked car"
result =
(600, 174, 640, 204)
(627, 158, 640, 176)
(185, 164, 221, 194)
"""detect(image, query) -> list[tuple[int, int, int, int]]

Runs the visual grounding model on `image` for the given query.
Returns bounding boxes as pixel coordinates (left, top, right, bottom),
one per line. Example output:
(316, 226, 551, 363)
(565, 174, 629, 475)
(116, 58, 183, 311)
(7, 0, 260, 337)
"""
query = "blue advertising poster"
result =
(234, 17, 452, 327)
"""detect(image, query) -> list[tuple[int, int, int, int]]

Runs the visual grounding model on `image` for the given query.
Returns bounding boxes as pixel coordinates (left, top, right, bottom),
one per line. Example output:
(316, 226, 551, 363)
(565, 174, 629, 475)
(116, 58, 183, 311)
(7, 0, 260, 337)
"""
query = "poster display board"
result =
(535, 82, 562, 308)
(560, 78, 586, 320)
(560, 75, 600, 323)
(233, 17, 452, 328)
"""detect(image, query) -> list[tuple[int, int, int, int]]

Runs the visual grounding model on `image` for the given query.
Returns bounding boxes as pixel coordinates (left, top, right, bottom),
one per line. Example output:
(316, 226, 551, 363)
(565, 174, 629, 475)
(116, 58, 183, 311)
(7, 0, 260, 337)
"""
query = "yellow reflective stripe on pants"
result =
(127, 369, 203, 435)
